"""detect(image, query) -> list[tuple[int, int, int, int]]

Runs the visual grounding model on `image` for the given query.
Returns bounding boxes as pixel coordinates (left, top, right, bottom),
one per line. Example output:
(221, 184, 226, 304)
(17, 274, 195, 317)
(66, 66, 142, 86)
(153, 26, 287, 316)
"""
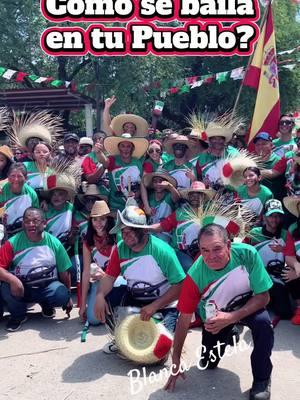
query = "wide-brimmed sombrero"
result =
(180, 181, 215, 202)
(283, 196, 300, 217)
(221, 150, 262, 189)
(142, 169, 177, 189)
(110, 199, 150, 234)
(188, 112, 244, 143)
(164, 134, 194, 155)
(8, 110, 64, 149)
(41, 161, 81, 200)
(77, 184, 107, 202)
(0, 145, 13, 161)
(114, 314, 173, 364)
(110, 114, 149, 137)
(104, 133, 148, 159)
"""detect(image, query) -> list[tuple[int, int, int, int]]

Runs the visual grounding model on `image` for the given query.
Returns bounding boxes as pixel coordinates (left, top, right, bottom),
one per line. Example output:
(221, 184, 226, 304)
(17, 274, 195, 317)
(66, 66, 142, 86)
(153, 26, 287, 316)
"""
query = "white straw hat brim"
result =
(104, 136, 149, 159)
(110, 114, 149, 137)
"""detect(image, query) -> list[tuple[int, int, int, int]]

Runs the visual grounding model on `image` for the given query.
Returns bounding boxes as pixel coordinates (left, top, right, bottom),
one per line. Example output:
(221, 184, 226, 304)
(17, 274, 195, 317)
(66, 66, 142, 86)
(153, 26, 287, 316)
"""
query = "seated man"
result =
(0, 207, 72, 332)
(165, 224, 274, 400)
(94, 201, 186, 352)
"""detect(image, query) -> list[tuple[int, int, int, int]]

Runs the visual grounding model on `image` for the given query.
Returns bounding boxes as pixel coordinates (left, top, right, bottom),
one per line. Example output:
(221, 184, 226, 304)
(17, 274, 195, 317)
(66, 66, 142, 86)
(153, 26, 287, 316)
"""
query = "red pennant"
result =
(169, 87, 179, 94)
(15, 72, 28, 82)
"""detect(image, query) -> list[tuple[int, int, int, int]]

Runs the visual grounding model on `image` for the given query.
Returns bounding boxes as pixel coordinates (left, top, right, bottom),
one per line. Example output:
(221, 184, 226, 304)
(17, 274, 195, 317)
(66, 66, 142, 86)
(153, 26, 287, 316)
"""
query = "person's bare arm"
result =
(0, 268, 24, 297)
(94, 274, 116, 322)
(261, 169, 281, 180)
(85, 165, 105, 184)
(102, 96, 116, 136)
(147, 223, 163, 233)
(140, 180, 152, 216)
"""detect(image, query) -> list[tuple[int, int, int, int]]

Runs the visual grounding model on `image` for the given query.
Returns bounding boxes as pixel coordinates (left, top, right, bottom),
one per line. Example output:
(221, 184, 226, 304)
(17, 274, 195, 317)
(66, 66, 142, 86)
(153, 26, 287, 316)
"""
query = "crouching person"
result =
(0, 207, 72, 331)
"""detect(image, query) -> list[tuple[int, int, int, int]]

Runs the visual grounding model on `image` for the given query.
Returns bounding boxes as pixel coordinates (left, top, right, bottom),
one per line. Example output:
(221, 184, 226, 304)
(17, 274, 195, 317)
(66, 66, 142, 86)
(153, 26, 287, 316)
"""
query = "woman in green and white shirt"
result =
(236, 167, 273, 218)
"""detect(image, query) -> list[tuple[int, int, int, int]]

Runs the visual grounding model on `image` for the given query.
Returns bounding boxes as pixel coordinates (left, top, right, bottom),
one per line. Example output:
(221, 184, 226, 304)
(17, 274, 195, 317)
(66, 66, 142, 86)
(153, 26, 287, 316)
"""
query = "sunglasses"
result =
(15, 152, 22, 155)
(280, 120, 294, 126)
(148, 149, 161, 154)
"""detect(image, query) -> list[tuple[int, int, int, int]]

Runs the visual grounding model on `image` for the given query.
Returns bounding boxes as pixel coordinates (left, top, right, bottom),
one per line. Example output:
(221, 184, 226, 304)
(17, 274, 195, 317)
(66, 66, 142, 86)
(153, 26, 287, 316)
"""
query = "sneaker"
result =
(249, 378, 271, 400)
(291, 308, 300, 325)
(103, 340, 118, 354)
(6, 316, 27, 332)
(42, 307, 56, 318)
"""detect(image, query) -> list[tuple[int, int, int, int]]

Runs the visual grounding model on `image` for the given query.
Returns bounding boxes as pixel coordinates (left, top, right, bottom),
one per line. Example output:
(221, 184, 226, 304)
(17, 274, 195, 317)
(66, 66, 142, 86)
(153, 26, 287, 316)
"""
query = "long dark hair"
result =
(85, 215, 116, 247)
(0, 154, 13, 180)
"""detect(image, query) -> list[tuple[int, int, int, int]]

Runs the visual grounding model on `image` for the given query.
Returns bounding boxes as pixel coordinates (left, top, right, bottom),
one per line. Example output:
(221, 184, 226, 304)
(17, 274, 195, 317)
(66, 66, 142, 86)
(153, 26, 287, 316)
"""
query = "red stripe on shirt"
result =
(105, 245, 121, 277)
(0, 241, 14, 270)
(177, 275, 201, 314)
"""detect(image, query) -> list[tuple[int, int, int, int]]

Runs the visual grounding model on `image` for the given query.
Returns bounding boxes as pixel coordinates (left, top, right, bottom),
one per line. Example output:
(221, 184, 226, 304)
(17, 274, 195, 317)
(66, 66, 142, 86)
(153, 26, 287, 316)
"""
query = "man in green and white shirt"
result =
(0, 207, 72, 331)
(94, 202, 185, 334)
(165, 224, 274, 400)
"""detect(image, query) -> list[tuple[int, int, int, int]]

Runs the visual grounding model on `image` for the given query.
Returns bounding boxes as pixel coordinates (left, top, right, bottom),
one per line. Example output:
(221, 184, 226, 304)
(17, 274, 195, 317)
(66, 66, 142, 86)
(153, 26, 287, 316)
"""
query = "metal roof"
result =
(0, 88, 95, 110)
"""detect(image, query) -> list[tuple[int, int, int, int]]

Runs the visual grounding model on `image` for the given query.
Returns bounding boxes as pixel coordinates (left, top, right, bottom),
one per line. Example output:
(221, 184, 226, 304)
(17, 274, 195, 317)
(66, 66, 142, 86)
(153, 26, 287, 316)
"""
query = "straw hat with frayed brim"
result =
(283, 196, 300, 218)
(110, 114, 149, 137)
(110, 205, 150, 234)
(114, 314, 173, 365)
(180, 182, 216, 202)
(41, 174, 76, 201)
(90, 200, 111, 218)
(0, 145, 13, 161)
(164, 135, 194, 155)
(142, 170, 177, 189)
(77, 184, 107, 202)
(104, 134, 149, 159)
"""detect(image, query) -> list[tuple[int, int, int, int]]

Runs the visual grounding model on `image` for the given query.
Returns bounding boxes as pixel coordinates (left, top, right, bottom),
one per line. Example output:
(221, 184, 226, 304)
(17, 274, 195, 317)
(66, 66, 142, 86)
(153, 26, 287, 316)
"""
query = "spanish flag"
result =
(243, 4, 280, 146)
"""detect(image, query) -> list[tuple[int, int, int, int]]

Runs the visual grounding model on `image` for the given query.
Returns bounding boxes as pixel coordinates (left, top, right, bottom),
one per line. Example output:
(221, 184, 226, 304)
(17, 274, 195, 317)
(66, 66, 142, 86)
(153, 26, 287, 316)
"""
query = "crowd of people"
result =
(0, 103, 300, 400)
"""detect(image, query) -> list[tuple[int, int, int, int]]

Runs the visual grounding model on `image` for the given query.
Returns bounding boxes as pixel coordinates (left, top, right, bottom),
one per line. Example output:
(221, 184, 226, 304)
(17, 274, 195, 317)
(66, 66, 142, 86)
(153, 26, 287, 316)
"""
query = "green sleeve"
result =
(242, 244, 273, 294)
(32, 190, 39, 208)
(153, 237, 186, 284)
(53, 238, 72, 272)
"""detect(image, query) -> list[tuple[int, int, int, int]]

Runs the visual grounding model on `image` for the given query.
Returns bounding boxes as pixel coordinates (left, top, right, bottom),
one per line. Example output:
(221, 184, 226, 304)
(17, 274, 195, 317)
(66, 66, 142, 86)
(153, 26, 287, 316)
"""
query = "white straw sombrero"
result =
(221, 150, 262, 189)
(114, 314, 173, 364)
(110, 114, 149, 137)
(283, 196, 300, 217)
(188, 112, 244, 143)
(164, 134, 194, 155)
(104, 133, 149, 159)
(109, 199, 150, 234)
(8, 110, 64, 149)
(77, 184, 107, 202)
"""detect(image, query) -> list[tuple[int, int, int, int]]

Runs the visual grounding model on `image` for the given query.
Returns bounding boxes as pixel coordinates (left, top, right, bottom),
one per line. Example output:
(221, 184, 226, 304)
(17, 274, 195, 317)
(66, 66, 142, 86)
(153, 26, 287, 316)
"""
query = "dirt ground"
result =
(1, 301, 300, 400)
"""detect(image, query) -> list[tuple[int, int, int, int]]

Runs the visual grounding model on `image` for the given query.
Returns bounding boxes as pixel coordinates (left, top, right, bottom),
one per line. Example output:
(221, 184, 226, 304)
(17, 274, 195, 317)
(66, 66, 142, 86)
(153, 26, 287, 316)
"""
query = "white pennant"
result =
(191, 80, 204, 89)
(2, 69, 16, 80)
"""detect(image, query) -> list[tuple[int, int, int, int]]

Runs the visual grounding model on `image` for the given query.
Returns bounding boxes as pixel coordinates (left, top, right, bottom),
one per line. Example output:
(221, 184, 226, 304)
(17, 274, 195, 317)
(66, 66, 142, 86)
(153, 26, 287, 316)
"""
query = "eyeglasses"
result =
(280, 120, 294, 126)
(148, 149, 161, 154)
(15, 152, 22, 155)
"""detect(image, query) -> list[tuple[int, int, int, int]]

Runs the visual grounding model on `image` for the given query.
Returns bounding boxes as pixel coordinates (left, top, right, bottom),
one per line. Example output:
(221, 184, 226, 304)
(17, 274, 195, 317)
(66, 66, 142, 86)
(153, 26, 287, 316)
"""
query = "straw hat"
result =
(221, 150, 262, 189)
(283, 196, 300, 217)
(77, 184, 107, 202)
(104, 133, 149, 159)
(188, 112, 244, 143)
(8, 110, 64, 149)
(142, 169, 177, 189)
(0, 145, 13, 161)
(90, 200, 111, 218)
(180, 181, 215, 201)
(0, 107, 10, 132)
(114, 314, 173, 364)
(41, 161, 81, 200)
(110, 114, 149, 137)
(110, 199, 150, 234)
(164, 135, 194, 155)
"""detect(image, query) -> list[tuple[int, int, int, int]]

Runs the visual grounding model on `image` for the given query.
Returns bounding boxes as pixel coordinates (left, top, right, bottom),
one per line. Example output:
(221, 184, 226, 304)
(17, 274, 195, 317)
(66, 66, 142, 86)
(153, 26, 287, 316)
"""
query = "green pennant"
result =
(216, 71, 229, 83)
(0, 67, 7, 76)
(28, 74, 39, 81)
(179, 84, 190, 94)
(50, 80, 64, 87)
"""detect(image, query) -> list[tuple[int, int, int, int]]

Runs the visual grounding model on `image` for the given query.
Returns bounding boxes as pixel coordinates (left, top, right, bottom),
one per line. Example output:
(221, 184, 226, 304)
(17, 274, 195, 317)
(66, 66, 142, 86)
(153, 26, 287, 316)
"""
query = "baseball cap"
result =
(264, 199, 284, 216)
(64, 133, 79, 142)
(79, 137, 93, 146)
(253, 132, 272, 144)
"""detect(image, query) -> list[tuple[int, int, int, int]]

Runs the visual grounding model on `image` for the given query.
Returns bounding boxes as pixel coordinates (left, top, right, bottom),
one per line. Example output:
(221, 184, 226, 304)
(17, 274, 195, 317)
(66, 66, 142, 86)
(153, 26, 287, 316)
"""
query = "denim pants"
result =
(201, 309, 274, 382)
(106, 285, 179, 332)
(269, 277, 300, 319)
(1, 281, 70, 320)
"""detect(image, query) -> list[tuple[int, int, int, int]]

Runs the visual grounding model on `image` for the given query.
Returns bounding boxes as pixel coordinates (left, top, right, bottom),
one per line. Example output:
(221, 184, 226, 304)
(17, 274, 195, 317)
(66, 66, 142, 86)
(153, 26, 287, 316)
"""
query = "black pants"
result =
(269, 277, 300, 319)
(201, 309, 274, 382)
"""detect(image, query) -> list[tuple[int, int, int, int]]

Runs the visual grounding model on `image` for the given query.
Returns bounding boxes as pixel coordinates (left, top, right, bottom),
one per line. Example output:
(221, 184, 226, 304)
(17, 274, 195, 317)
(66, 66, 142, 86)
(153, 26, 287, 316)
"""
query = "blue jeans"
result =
(1, 281, 70, 320)
(87, 282, 101, 326)
(107, 285, 178, 332)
